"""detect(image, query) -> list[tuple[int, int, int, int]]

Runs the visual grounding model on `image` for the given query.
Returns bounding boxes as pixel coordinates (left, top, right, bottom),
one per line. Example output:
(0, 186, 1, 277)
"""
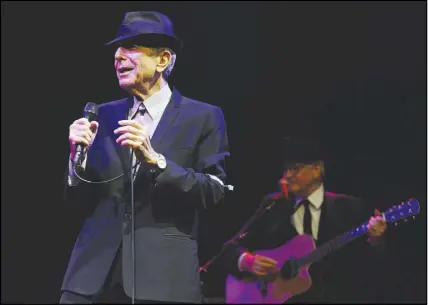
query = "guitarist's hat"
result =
(281, 136, 326, 168)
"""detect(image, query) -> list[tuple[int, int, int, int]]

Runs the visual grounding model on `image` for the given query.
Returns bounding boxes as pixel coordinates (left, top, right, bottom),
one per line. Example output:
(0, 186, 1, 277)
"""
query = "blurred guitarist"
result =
(221, 137, 388, 303)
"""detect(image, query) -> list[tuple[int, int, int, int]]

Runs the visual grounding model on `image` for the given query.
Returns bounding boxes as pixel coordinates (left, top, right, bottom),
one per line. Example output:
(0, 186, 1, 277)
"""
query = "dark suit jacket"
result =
(61, 87, 230, 303)
(221, 191, 387, 303)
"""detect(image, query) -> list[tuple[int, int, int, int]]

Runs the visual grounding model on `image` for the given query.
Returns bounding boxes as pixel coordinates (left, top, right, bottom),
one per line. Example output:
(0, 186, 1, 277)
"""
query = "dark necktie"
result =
(301, 199, 313, 237)
(130, 104, 146, 120)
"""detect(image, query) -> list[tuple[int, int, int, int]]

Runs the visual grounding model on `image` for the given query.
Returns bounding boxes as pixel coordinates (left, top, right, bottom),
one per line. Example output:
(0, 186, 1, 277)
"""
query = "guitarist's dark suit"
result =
(221, 190, 387, 303)
(61, 87, 229, 303)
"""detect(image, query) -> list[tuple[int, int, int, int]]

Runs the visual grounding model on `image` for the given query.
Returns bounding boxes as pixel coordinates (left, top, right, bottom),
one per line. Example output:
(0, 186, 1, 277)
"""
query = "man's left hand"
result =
(114, 120, 159, 164)
(367, 209, 387, 238)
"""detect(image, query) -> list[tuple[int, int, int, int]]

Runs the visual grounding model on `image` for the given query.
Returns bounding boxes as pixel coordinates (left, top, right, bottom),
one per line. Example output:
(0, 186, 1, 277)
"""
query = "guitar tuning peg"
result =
(404, 219, 408, 222)
(394, 222, 398, 226)
(412, 216, 416, 220)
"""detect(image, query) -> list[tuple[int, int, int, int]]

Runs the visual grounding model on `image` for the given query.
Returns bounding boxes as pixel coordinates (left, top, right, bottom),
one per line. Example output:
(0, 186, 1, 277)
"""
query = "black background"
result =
(2, 1, 426, 303)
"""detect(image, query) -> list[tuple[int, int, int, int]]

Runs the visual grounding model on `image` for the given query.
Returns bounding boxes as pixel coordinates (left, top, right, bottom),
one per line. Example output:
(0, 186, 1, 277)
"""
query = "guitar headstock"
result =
(384, 198, 420, 225)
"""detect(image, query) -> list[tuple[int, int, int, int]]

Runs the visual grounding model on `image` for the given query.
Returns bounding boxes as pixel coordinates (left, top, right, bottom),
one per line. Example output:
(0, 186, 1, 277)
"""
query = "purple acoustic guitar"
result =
(225, 198, 419, 304)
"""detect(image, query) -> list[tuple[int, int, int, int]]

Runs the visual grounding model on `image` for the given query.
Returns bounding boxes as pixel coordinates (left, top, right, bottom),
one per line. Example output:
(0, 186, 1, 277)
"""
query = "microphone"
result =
(72, 102, 99, 168)
(279, 178, 289, 198)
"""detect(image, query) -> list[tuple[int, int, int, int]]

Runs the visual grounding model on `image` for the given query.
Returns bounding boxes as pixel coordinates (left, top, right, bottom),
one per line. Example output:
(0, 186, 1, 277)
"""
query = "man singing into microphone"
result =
(221, 137, 388, 303)
(60, 11, 229, 304)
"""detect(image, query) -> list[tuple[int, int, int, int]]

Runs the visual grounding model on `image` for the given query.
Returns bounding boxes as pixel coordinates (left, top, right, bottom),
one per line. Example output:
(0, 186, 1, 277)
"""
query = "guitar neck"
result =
(296, 220, 371, 267)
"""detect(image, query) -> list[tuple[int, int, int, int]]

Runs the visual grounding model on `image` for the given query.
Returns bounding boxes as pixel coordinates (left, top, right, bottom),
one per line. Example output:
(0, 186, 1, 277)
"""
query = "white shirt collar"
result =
(295, 184, 324, 210)
(132, 85, 172, 120)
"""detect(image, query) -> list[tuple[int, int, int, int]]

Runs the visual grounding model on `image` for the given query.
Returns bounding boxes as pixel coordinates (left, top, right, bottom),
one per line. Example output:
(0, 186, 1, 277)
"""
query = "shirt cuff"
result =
(237, 252, 249, 272)
(207, 174, 224, 186)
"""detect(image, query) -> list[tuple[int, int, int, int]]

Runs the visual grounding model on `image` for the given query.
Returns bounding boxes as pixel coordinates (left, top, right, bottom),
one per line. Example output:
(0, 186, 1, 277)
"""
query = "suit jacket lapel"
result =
(285, 196, 299, 237)
(150, 87, 182, 152)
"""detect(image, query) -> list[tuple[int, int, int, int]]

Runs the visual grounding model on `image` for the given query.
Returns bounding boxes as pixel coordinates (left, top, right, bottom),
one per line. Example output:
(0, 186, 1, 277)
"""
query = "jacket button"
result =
(125, 213, 132, 220)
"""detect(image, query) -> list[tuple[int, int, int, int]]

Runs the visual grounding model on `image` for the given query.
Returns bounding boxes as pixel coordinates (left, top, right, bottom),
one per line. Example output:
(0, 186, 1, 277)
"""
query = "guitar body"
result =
(225, 234, 316, 304)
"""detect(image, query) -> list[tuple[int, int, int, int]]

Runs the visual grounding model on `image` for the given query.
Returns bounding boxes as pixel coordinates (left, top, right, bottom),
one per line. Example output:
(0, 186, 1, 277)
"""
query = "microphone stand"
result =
(128, 103, 141, 305)
(130, 152, 136, 304)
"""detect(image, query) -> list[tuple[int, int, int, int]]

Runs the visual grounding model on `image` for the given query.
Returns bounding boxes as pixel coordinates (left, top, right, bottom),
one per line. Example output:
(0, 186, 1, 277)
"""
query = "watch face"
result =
(157, 156, 167, 169)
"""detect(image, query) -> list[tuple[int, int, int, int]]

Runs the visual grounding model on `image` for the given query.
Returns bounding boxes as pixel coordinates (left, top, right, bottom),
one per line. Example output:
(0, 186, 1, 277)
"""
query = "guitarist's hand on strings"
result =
(241, 253, 278, 276)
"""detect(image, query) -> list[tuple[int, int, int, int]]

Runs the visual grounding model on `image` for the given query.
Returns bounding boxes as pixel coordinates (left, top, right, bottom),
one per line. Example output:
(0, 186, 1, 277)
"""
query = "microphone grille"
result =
(83, 102, 99, 115)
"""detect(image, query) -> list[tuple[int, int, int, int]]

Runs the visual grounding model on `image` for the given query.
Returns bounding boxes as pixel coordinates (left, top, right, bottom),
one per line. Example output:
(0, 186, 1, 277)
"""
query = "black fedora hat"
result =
(105, 11, 183, 53)
(281, 136, 325, 167)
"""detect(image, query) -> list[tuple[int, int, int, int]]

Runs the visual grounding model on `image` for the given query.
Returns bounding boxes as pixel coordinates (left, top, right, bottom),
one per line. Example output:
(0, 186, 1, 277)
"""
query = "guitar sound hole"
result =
(280, 258, 299, 279)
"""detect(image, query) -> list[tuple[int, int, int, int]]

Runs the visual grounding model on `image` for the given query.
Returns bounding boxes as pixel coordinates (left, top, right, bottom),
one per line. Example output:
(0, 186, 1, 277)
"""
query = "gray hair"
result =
(163, 50, 176, 79)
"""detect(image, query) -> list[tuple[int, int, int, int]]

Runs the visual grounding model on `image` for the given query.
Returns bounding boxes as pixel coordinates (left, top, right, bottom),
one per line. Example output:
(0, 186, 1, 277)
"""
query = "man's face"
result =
(114, 45, 159, 90)
(283, 162, 322, 195)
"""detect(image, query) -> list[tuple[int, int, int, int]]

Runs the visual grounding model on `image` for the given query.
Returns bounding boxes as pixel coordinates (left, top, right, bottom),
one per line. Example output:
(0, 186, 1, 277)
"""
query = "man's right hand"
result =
(241, 252, 278, 276)
(69, 118, 99, 159)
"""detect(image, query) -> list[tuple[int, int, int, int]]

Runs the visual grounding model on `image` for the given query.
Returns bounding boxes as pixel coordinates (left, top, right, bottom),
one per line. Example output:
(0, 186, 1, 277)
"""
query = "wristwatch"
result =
(149, 154, 166, 180)
(155, 154, 167, 170)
